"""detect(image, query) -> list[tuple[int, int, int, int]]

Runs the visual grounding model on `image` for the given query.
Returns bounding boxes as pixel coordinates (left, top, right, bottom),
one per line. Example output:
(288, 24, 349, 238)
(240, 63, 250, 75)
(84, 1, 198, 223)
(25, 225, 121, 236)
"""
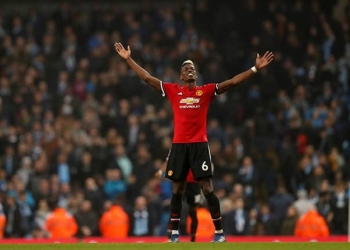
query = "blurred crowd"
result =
(0, 0, 349, 239)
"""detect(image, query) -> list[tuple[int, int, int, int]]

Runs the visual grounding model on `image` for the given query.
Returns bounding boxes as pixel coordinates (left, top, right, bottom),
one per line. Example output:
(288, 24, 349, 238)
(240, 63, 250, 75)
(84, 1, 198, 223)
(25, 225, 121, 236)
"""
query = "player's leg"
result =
(167, 183, 197, 241)
(189, 143, 226, 242)
(185, 182, 201, 242)
(169, 181, 186, 238)
(188, 205, 198, 242)
(197, 177, 226, 242)
(165, 143, 190, 242)
(167, 218, 172, 239)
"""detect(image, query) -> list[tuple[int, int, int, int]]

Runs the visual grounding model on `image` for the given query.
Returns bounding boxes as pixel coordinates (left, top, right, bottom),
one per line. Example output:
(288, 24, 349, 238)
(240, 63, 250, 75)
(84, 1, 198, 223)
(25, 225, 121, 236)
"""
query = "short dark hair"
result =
(47, 197, 58, 210)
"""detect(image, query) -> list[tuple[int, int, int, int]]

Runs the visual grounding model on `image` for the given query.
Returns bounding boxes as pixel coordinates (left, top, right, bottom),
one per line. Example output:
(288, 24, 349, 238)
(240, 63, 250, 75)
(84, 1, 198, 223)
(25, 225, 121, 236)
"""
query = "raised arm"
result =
(216, 51, 274, 94)
(114, 42, 162, 92)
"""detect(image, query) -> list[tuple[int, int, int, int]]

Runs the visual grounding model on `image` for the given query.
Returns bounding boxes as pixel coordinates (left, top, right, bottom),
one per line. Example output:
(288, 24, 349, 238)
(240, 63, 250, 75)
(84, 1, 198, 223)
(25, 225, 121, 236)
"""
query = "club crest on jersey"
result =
(167, 170, 173, 176)
(195, 90, 203, 96)
(179, 97, 200, 105)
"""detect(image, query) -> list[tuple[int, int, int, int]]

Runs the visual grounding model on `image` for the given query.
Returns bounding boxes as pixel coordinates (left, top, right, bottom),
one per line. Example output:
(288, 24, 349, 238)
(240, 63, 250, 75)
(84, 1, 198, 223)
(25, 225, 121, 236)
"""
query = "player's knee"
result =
(172, 181, 186, 194)
(198, 178, 213, 195)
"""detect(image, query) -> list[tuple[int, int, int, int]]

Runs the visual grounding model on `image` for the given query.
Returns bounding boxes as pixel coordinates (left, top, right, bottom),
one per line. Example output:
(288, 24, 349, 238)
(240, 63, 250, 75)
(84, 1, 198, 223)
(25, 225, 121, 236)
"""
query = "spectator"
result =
(29, 226, 46, 239)
(3, 191, 22, 238)
(75, 151, 98, 187)
(99, 200, 129, 238)
(13, 177, 35, 210)
(186, 205, 215, 239)
(308, 188, 319, 205)
(29, 160, 50, 202)
(16, 157, 33, 188)
(207, 118, 227, 148)
(258, 204, 279, 235)
(223, 198, 249, 235)
(247, 208, 258, 235)
(66, 193, 82, 216)
(103, 168, 126, 201)
(1, 145, 19, 180)
(268, 182, 295, 225)
(57, 183, 72, 210)
(56, 152, 71, 185)
(128, 196, 153, 236)
(34, 199, 50, 231)
(45, 198, 78, 238)
(113, 144, 133, 180)
(17, 191, 33, 237)
(237, 156, 259, 210)
(295, 156, 314, 191)
(127, 114, 140, 150)
(128, 144, 154, 202)
(230, 183, 245, 205)
(293, 189, 314, 218)
(0, 204, 6, 239)
(280, 206, 298, 235)
(140, 182, 162, 236)
(158, 177, 172, 236)
(0, 169, 7, 193)
(74, 200, 98, 238)
(40, 123, 58, 161)
(294, 205, 330, 237)
(330, 181, 349, 235)
(316, 191, 333, 230)
(84, 178, 103, 215)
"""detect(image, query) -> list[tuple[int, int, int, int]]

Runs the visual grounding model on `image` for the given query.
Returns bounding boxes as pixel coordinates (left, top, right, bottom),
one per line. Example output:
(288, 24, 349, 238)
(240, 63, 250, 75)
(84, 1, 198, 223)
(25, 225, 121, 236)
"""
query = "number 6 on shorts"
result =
(202, 161, 209, 171)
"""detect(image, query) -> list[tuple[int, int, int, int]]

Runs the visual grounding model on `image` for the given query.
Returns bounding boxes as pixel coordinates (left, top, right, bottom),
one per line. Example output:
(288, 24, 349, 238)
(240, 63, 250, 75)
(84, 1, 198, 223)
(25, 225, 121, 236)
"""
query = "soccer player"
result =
(114, 42, 274, 242)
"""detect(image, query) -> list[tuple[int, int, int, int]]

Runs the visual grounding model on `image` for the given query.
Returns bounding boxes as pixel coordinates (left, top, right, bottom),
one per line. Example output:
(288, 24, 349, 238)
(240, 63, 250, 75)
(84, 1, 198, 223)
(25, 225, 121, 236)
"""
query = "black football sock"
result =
(204, 191, 223, 232)
(170, 193, 182, 234)
(167, 218, 172, 239)
(189, 208, 198, 242)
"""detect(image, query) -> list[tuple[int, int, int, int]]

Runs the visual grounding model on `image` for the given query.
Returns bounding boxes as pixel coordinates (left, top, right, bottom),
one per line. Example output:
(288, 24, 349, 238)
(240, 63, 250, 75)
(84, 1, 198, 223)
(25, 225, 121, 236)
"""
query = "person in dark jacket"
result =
(258, 204, 279, 235)
(3, 191, 23, 238)
(269, 183, 295, 227)
(128, 196, 154, 236)
(223, 198, 250, 235)
(84, 178, 103, 215)
(74, 200, 98, 238)
(280, 205, 298, 235)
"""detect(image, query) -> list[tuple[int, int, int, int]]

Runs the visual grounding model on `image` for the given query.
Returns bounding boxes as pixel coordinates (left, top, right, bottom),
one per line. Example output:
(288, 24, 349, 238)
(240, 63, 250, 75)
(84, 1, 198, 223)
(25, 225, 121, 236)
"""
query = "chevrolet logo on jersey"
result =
(179, 97, 200, 105)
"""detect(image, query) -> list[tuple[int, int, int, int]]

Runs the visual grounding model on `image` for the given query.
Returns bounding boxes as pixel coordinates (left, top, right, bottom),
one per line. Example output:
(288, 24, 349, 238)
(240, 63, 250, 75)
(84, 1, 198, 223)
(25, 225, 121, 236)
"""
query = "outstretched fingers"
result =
(264, 51, 274, 62)
(114, 42, 125, 52)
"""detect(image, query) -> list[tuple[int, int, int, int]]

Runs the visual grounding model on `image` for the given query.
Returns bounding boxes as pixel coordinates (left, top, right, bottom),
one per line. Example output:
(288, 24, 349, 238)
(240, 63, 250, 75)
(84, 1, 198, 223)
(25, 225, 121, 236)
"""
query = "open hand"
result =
(255, 51, 274, 70)
(114, 42, 131, 60)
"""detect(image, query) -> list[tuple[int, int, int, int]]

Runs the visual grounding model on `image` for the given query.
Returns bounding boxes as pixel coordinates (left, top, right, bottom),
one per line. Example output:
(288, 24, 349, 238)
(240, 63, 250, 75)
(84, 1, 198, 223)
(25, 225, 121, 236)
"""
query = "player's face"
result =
(180, 64, 197, 82)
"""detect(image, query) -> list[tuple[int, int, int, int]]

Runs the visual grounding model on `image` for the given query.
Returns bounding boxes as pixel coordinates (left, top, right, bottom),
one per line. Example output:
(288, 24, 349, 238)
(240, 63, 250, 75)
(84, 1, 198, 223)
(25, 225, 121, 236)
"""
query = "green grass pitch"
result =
(1, 243, 349, 250)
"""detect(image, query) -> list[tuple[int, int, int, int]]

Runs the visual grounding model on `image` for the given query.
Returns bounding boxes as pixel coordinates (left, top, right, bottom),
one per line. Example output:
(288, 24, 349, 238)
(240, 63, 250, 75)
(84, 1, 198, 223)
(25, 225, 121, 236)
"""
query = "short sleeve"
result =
(161, 82, 175, 97)
(214, 83, 219, 95)
(160, 81, 166, 97)
(203, 83, 218, 97)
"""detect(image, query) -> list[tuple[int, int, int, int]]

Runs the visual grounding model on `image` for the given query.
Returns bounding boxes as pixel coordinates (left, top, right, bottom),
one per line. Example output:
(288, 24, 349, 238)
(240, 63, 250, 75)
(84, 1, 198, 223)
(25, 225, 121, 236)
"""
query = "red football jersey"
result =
(161, 82, 217, 143)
